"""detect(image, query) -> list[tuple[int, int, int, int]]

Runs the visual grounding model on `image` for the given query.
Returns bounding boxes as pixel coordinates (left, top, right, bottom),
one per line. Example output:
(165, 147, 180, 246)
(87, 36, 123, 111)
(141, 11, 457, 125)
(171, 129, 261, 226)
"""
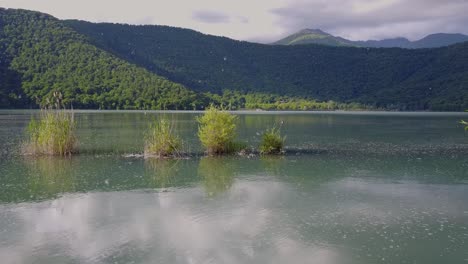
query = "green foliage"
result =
(24, 110, 77, 156)
(66, 19, 468, 111)
(0, 8, 199, 110)
(197, 106, 239, 155)
(144, 119, 181, 158)
(259, 127, 286, 155)
(461, 120, 468, 131)
(203, 90, 372, 111)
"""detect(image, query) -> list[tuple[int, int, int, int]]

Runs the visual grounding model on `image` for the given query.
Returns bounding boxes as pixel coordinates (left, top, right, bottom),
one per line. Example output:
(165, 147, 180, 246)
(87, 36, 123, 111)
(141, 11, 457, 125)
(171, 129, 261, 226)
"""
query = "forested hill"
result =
(1, 8, 467, 111)
(0, 8, 200, 109)
(66, 20, 468, 111)
(272, 29, 468, 49)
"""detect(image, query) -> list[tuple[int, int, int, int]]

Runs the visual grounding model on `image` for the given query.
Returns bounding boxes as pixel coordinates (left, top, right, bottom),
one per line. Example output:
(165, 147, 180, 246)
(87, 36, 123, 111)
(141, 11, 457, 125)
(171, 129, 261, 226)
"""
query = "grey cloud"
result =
(192, 10, 231, 24)
(271, 0, 468, 40)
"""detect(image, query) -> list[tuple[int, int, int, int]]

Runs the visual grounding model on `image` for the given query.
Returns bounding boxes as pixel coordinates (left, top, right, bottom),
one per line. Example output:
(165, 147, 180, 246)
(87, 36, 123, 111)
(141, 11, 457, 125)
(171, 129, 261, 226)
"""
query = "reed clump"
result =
(197, 105, 244, 155)
(259, 127, 286, 155)
(23, 93, 77, 156)
(144, 119, 182, 158)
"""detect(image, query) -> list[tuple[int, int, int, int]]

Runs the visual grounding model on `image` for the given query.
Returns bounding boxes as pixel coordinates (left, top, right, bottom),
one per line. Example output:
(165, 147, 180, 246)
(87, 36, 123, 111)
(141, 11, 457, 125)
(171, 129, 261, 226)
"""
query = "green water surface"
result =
(0, 110, 467, 264)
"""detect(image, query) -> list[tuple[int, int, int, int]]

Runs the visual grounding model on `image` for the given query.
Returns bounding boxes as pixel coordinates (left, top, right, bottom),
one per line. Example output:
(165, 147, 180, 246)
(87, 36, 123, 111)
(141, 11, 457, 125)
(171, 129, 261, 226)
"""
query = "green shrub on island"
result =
(197, 106, 243, 155)
(259, 127, 285, 155)
(144, 119, 182, 158)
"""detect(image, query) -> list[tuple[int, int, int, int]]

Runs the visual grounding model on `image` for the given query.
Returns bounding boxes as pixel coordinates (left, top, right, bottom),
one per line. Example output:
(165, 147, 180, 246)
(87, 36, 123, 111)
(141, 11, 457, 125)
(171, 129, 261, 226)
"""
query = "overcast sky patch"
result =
(192, 10, 230, 24)
(2, 0, 468, 42)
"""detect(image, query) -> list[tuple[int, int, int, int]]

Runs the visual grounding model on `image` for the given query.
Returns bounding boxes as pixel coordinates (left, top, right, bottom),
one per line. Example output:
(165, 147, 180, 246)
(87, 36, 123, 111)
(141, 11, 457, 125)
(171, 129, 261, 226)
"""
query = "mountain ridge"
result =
(273, 29, 468, 48)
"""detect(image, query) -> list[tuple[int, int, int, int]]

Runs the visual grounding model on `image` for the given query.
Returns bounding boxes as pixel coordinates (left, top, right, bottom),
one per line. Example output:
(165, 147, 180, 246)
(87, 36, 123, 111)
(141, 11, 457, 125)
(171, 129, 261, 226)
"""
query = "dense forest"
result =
(1, 8, 467, 111)
(0, 8, 201, 110)
(66, 20, 468, 111)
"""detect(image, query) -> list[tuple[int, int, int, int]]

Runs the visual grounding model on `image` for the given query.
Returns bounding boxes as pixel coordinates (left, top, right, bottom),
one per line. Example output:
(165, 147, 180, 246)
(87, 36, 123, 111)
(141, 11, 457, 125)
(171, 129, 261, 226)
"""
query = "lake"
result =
(1, 110, 467, 264)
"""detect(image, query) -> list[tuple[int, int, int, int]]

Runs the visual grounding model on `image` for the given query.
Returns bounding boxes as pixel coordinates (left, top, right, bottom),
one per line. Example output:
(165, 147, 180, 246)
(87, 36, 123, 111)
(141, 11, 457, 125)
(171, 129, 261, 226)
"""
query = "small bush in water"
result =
(259, 127, 285, 155)
(197, 106, 241, 155)
(145, 119, 181, 158)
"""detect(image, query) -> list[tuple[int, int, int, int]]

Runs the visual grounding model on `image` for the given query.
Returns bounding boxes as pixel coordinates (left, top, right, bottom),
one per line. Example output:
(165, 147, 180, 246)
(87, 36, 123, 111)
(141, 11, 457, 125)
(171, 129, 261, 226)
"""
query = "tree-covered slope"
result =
(66, 20, 468, 110)
(1, 8, 467, 111)
(0, 8, 200, 109)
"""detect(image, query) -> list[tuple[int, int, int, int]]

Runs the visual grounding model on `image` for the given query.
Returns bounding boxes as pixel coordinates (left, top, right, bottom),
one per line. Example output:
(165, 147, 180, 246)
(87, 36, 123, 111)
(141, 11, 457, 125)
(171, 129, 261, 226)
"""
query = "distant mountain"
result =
(273, 29, 354, 47)
(355, 37, 412, 48)
(274, 29, 468, 49)
(409, 33, 468, 48)
(1, 8, 468, 111)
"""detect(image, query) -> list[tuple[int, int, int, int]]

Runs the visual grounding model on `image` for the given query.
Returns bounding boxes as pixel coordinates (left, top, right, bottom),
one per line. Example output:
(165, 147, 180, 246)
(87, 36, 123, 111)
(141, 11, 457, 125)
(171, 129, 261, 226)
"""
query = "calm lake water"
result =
(1, 110, 468, 264)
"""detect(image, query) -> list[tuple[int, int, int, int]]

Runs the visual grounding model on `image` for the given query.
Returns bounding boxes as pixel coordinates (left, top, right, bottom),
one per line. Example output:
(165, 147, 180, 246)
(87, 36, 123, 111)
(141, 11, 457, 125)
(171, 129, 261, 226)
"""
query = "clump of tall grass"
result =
(23, 92, 77, 156)
(197, 105, 243, 155)
(259, 126, 286, 155)
(144, 119, 182, 158)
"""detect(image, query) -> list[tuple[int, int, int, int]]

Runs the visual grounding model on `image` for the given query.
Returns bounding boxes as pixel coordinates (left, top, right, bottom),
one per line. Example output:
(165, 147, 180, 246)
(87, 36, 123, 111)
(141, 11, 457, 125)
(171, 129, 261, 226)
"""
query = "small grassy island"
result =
(144, 119, 182, 158)
(259, 127, 286, 155)
(23, 93, 77, 156)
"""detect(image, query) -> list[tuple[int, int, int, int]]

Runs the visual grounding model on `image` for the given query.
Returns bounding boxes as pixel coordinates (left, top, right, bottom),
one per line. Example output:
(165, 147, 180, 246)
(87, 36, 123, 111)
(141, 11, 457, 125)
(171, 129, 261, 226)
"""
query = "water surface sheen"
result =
(0, 110, 467, 264)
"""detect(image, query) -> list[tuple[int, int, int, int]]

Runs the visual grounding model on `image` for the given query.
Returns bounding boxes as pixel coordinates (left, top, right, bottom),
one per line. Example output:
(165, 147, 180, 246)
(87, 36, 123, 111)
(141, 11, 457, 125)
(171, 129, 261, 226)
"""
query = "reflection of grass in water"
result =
(145, 158, 180, 188)
(23, 156, 76, 201)
(198, 157, 234, 196)
(261, 155, 287, 176)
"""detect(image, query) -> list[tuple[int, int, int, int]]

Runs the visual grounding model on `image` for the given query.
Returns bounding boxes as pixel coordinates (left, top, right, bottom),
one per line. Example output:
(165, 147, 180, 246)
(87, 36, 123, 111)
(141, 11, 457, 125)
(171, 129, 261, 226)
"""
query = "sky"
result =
(2, 0, 468, 43)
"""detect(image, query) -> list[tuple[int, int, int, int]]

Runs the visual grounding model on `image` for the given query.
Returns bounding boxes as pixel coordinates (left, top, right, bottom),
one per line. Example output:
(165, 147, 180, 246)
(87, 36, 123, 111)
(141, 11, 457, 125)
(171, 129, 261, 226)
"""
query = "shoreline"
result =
(1, 109, 468, 115)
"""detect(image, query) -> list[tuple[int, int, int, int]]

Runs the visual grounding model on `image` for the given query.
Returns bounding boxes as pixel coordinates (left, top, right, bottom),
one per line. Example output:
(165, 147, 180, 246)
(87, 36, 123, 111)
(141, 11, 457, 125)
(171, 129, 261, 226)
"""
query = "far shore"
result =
(1, 109, 468, 116)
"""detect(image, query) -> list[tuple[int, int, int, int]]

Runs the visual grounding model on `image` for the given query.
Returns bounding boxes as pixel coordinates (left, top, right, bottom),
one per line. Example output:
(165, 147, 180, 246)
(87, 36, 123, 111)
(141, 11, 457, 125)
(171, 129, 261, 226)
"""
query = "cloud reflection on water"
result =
(0, 180, 342, 264)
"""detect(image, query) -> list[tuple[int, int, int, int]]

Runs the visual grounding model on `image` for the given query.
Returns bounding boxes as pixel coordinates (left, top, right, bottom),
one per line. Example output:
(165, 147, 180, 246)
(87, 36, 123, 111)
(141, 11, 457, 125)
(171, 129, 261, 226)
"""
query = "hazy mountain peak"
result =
(297, 28, 330, 36)
(274, 29, 468, 48)
(273, 28, 353, 46)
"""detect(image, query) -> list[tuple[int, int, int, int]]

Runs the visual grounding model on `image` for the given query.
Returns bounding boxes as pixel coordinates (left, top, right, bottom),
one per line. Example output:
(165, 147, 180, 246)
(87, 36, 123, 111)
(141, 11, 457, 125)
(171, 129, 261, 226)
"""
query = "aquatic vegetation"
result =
(461, 120, 468, 131)
(144, 119, 182, 158)
(197, 106, 243, 155)
(259, 127, 286, 155)
(23, 111, 77, 156)
(23, 92, 77, 156)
